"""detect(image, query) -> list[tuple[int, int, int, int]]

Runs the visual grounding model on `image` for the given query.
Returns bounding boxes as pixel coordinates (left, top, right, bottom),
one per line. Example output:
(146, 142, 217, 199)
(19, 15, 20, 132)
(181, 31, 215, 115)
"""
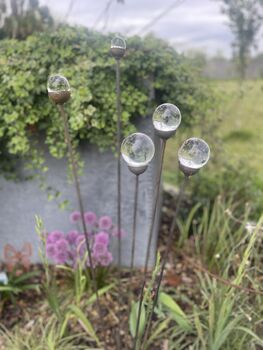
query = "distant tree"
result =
(0, 0, 53, 39)
(219, 0, 263, 79)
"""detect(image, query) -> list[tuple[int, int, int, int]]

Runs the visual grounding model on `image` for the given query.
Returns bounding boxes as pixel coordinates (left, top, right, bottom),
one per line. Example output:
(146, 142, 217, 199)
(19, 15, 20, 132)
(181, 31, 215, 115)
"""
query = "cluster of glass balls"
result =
(47, 36, 210, 177)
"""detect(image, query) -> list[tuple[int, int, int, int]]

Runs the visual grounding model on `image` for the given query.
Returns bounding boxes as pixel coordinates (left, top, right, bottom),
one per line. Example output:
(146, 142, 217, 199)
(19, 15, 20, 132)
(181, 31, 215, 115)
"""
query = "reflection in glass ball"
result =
(110, 36, 126, 59)
(47, 74, 71, 104)
(153, 103, 181, 139)
(178, 137, 210, 170)
(121, 133, 155, 168)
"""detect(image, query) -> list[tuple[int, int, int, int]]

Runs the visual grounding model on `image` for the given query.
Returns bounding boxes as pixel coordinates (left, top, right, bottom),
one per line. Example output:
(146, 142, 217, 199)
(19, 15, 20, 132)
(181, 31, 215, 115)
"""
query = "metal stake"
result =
(141, 175, 189, 348)
(58, 104, 101, 312)
(115, 58, 122, 271)
(144, 138, 166, 273)
(131, 174, 139, 272)
(132, 138, 166, 350)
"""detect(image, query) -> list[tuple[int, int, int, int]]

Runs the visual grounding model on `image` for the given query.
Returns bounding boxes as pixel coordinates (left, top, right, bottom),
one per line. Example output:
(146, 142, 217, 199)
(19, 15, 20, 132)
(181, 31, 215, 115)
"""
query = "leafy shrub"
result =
(189, 163, 263, 220)
(0, 25, 213, 177)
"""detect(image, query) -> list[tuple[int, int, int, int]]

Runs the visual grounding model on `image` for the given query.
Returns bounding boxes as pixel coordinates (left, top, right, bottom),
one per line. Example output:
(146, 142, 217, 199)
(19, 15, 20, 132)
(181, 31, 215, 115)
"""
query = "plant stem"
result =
(58, 104, 101, 312)
(141, 176, 189, 348)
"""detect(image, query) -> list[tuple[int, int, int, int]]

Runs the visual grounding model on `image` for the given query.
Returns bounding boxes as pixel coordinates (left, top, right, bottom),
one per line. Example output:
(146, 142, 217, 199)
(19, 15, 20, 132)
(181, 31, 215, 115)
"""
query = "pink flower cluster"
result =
(46, 211, 125, 268)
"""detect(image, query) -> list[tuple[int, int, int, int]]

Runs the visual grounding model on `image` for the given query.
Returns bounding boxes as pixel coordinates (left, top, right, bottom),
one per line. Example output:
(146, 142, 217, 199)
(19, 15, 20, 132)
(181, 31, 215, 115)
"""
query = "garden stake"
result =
(141, 137, 210, 348)
(58, 104, 102, 311)
(134, 104, 182, 349)
(121, 132, 155, 319)
(141, 175, 188, 348)
(47, 75, 102, 319)
(144, 103, 182, 273)
(111, 36, 126, 350)
(111, 36, 126, 271)
(143, 138, 166, 274)
(133, 279, 146, 350)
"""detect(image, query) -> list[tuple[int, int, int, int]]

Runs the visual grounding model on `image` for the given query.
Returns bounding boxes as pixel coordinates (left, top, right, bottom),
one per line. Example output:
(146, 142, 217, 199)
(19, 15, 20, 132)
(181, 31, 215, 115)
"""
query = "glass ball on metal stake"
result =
(144, 103, 182, 272)
(134, 104, 182, 350)
(110, 35, 126, 60)
(141, 137, 211, 348)
(47, 74, 101, 312)
(121, 132, 155, 270)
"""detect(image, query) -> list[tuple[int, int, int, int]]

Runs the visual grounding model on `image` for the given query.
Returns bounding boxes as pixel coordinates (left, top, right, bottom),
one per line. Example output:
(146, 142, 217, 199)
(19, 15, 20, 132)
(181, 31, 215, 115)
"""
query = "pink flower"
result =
(93, 242, 107, 256)
(95, 232, 109, 246)
(47, 231, 64, 244)
(70, 211, 81, 223)
(46, 244, 56, 258)
(54, 251, 68, 264)
(55, 239, 69, 253)
(84, 211, 97, 226)
(112, 228, 126, 238)
(98, 252, 113, 267)
(66, 230, 79, 245)
(98, 216, 112, 230)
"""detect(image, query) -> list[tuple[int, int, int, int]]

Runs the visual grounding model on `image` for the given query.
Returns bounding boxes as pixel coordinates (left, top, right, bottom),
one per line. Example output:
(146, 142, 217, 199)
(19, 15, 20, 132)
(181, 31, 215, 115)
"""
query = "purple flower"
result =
(93, 242, 107, 257)
(95, 232, 109, 246)
(47, 231, 64, 244)
(54, 251, 68, 264)
(98, 216, 112, 230)
(84, 211, 97, 226)
(55, 239, 69, 253)
(112, 228, 126, 238)
(66, 230, 79, 245)
(98, 252, 113, 267)
(46, 244, 56, 258)
(70, 211, 81, 223)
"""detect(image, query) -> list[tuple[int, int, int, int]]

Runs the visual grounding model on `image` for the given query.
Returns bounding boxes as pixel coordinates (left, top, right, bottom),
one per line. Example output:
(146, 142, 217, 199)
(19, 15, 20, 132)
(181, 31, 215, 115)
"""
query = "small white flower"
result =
(0, 272, 8, 285)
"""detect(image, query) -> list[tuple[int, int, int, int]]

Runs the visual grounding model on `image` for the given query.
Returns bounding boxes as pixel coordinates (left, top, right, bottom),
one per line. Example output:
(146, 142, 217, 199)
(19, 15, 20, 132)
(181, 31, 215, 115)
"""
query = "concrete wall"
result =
(0, 117, 162, 267)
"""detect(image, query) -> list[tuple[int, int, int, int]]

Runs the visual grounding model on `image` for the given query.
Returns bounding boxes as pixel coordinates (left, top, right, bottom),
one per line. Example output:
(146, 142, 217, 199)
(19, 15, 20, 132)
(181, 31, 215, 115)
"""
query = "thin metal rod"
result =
(132, 138, 166, 350)
(131, 174, 139, 271)
(127, 174, 140, 325)
(133, 279, 146, 350)
(58, 104, 101, 311)
(115, 58, 122, 269)
(115, 57, 123, 350)
(141, 176, 189, 348)
(144, 138, 166, 273)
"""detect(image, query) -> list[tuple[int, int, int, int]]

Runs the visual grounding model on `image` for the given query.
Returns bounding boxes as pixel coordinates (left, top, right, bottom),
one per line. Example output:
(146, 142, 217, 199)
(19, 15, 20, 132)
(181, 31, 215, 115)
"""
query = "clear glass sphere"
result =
(153, 103, 181, 133)
(178, 137, 210, 170)
(121, 133, 155, 168)
(47, 74, 71, 104)
(110, 36, 126, 59)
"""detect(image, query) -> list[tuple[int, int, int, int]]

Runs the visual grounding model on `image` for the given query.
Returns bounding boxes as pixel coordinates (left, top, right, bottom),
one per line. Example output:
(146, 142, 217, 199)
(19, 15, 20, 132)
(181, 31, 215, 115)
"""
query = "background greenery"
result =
(0, 25, 212, 178)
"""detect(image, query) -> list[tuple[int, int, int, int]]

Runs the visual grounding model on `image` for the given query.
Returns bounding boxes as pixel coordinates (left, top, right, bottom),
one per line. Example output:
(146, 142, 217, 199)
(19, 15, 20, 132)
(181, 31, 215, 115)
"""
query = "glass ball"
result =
(152, 103, 181, 139)
(178, 137, 210, 171)
(110, 36, 126, 59)
(47, 74, 71, 104)
(121, 133, 155, 169)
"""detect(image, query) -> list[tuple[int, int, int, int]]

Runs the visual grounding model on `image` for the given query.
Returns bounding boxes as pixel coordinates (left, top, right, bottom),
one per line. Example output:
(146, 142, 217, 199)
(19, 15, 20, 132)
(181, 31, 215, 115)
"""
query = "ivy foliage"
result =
(0, 25, 213, 177)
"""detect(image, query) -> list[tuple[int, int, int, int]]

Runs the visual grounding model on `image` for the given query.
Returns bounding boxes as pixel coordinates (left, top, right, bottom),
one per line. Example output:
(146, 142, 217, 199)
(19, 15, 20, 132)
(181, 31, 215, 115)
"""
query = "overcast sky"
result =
(40, 0, 263, 57)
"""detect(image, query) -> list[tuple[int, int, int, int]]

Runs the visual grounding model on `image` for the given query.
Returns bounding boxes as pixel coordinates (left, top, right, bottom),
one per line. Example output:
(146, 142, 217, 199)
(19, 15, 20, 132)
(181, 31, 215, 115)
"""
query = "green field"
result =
(163, 80, 263, 184)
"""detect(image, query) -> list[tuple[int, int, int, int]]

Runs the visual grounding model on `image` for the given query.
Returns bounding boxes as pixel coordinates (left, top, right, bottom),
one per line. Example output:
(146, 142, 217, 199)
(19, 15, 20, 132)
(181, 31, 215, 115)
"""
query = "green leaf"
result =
(67, 304, 100, 345)
(129, 301, 146, 338)
(159, 292, 192, 331)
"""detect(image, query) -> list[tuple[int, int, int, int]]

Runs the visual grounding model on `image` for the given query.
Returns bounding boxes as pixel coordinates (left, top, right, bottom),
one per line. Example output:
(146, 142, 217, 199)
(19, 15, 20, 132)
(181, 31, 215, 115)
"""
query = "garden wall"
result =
(0, 117, 162, 267)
